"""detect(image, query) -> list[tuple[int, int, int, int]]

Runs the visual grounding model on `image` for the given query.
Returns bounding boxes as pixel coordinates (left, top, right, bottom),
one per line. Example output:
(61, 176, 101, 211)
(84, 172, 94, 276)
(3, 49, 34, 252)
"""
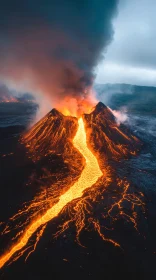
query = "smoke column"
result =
(0, 0, 118, 116)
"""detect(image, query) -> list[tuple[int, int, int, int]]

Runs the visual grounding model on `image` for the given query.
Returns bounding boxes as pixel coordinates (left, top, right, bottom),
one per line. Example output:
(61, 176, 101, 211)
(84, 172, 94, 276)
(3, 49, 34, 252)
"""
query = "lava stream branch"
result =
(0, 117, 103, 269)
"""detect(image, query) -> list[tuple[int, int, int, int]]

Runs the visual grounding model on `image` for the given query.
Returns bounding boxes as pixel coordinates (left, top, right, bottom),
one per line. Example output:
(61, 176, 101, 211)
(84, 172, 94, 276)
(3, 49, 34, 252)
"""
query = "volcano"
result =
(23, 102, 141, 162)
(0, 102, 144, 270)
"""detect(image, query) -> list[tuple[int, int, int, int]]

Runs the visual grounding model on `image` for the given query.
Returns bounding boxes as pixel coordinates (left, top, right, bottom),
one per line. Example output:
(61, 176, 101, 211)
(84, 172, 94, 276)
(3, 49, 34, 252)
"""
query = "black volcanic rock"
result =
(94, 101, 107, 111)
(50, 108, 63, 118)
(91, 101, 116, 122)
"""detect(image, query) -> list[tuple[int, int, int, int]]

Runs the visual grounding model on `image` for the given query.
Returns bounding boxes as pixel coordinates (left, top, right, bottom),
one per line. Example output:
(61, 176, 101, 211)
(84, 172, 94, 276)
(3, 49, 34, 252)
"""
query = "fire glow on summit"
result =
(0, 117, 102, 269)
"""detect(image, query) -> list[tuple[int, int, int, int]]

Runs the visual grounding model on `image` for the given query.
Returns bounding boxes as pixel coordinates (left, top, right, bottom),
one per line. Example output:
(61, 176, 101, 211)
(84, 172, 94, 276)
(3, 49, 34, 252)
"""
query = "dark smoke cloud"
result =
(0, 0, 118, 114)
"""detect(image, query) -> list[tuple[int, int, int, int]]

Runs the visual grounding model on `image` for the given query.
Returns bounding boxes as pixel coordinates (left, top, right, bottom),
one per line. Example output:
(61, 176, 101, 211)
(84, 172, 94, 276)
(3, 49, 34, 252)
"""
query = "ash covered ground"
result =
(0, 87, 156, 280)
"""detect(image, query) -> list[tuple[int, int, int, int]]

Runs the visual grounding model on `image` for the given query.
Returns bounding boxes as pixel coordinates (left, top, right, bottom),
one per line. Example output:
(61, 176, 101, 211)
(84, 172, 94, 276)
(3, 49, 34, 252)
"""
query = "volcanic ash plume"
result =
(0, 0, 118, 116)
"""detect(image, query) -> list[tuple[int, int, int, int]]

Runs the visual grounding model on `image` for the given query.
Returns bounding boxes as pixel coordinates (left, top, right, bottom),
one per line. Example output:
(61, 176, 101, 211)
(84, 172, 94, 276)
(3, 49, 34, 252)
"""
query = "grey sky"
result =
(96, 0, 156, 86)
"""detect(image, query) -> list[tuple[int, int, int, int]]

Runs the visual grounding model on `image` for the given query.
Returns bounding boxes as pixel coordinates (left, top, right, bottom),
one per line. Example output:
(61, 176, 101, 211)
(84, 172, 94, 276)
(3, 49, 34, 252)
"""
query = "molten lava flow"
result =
(0, 118, 102, 269)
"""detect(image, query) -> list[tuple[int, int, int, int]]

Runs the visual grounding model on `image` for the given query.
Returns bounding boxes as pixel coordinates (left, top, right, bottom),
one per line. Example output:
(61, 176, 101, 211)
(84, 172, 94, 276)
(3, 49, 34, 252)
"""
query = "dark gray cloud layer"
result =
(97, 0, 156, 86)
(106, 0, 156, 69)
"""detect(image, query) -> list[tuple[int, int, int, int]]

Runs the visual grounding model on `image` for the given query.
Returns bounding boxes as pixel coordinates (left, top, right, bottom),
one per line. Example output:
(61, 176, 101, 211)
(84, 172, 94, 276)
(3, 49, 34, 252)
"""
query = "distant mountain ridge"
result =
(95, 83, 156, 95)
(94, 83, 156, 114)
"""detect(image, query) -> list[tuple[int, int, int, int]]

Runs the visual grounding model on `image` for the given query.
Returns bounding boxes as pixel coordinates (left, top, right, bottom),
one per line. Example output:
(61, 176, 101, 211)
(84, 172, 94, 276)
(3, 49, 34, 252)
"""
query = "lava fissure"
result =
(0, 117, 102, 269)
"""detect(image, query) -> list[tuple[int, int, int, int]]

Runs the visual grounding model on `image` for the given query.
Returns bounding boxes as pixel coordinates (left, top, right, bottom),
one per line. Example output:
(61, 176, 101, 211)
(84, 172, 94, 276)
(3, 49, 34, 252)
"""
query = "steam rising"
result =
(0, 0, 118, 116)
(109, 107, 128, 125)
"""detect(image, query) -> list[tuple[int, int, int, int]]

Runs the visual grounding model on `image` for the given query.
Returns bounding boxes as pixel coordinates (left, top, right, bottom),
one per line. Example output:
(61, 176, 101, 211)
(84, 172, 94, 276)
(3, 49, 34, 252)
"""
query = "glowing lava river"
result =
(0, 117, 103, 269)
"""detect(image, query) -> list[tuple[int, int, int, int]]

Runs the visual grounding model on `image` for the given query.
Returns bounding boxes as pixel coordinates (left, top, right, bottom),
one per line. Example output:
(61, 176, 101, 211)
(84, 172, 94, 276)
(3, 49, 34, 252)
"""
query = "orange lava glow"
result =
(0, 96, 18, 103)
(0, 118, 103, 269)
(56, 93, 97, 117)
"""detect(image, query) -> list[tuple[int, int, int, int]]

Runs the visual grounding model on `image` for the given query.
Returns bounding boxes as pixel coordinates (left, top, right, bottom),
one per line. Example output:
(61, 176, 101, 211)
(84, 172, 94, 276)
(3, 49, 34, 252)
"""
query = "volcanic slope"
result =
(83, 102, 141, 165)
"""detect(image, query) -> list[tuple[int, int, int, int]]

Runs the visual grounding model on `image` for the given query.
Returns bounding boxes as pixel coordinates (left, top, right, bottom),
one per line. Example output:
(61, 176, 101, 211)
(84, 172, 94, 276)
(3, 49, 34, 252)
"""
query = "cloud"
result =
(96, 62, 156, 86)
(96, 0, 156, 86)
